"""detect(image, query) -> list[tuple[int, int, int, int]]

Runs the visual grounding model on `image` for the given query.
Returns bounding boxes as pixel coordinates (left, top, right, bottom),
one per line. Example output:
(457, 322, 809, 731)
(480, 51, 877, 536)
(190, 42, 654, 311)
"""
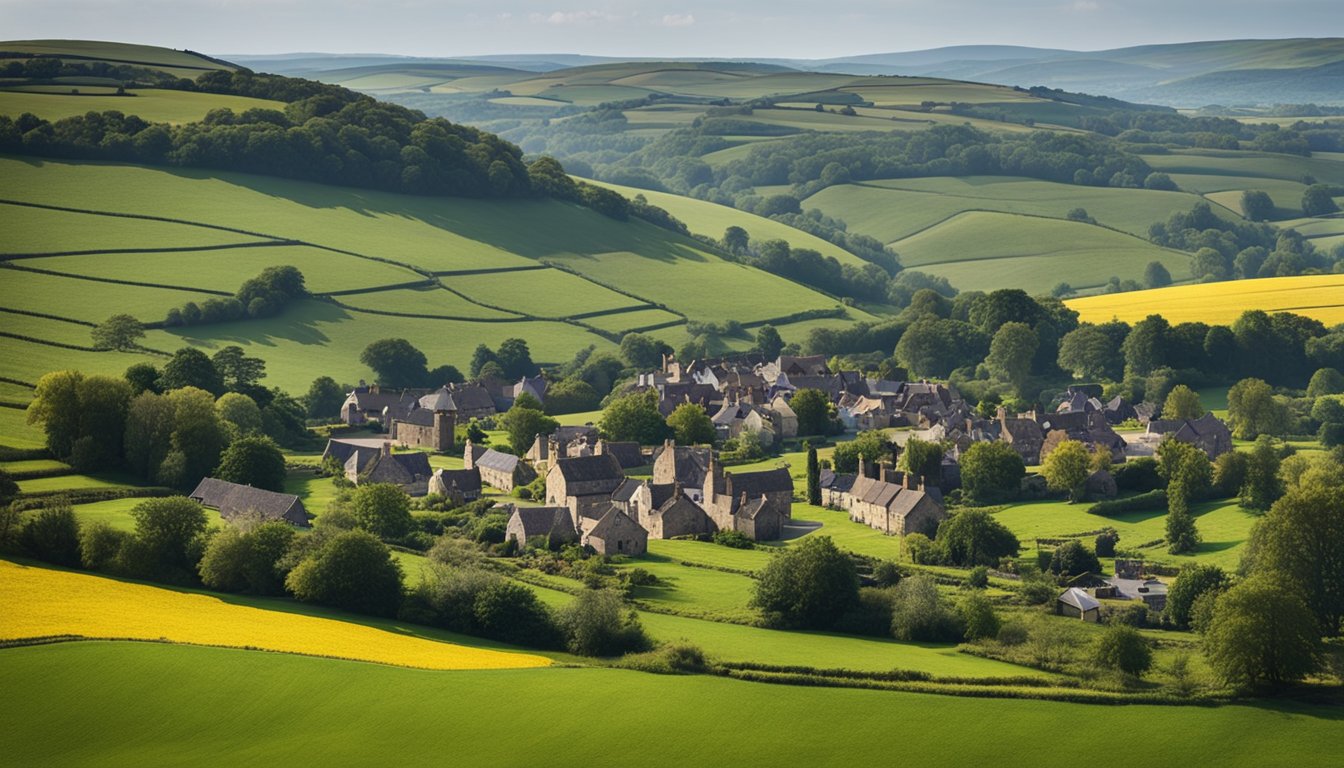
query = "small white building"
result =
(1057, 587, 1101, 622)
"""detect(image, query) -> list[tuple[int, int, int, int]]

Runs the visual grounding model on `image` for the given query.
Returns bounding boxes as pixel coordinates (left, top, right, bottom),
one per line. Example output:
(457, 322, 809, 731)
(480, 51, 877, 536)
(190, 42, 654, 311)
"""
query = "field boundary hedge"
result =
(0, 305, 97, 327)
(1088, 489, 1168, 517)
(0, 240, 291, 262)
(2, 263, 230, 296)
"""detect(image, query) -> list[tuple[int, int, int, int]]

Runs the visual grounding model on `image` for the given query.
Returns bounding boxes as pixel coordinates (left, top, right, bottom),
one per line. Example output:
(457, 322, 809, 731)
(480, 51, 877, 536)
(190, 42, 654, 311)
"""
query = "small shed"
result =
(1057, 587, 1101, 622)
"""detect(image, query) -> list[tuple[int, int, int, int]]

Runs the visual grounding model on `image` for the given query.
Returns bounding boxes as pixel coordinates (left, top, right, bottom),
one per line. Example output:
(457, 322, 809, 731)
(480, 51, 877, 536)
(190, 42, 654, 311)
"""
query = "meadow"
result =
(4, 641, 1339, 768)
(0, 559, 551, 670)
(1066, 274, 1344, 326)
(0, 88, 286, 124)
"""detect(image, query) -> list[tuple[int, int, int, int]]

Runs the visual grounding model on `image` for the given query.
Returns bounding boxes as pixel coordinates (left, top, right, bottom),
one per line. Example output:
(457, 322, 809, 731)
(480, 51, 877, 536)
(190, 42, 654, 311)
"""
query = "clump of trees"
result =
(360, 338, 464, 389)
(165, 266, 307, 327)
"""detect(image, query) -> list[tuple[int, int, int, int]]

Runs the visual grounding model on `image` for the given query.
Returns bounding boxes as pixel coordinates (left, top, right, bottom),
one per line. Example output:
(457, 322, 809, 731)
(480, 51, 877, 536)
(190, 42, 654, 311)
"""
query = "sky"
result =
(3, 0, 1340, 59)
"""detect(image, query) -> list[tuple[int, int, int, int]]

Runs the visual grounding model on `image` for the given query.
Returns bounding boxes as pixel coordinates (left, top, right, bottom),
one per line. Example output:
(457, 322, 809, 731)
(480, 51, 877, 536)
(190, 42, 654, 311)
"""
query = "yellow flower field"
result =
(1066, 274, 1344, 326)
(0, 560, 551, 670)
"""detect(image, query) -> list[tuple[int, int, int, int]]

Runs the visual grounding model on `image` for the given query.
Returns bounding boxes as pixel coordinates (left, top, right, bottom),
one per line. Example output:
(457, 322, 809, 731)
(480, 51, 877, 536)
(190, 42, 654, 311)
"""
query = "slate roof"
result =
(321, 438, 363, 466)
(600, 441, 644, 469)
(1058, 587, 1100, 612)
(429, 468, 482, 496)
(476, 447, 523, 474)
(398, 408, 437, 427)
(587, 507, 647, 540)
(611, 478, 646, 504)
(448, 384, 496, 413)
(189, 478, 309, 527)
(554, 454, 624, 484)
(509, 506, 576, 540)
(357, 450, 432, 485)
(726, 467, 794, 497)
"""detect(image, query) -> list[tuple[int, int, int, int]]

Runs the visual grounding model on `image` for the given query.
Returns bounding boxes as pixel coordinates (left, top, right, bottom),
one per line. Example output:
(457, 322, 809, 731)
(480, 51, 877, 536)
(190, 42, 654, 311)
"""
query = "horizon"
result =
(4, 1, 1341, 59)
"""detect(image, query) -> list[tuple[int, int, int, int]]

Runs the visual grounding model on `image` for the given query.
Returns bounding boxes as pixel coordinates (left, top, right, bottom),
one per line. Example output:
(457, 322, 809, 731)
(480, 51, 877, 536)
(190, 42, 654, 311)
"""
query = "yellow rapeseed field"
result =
(1066, 274, 1344, 326)
(0, 560, 551, 670)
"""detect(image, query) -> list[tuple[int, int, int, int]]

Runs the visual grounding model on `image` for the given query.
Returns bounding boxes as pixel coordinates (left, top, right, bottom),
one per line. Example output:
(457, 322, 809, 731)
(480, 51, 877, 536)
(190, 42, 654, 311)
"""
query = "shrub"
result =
(285, 529, 404, 617)
(558, 589, 650, 657)
(618, 643, 709, 675)
(834, 587, 896, 637)
(1113, 457, 1162, 492)
(1018, 568, 1057, 605)
(889, 574, 962, 642)
(1166, 563, 1228, 628)
(966, 565, 990, 589)
(936, 508, 1019, 566)
(198, 520, 296, 595)
(130, 496, 208, 578)
(1094, 529, 1119, 558)
(19, 502, 82, 568)
(997, 620, 1029, 646)
(751, 536, 858, 629)
(872, 560, 902, 587)
(959, 591, 1000, 640)
(1095, 624, 1153, 678)
(1087, 489, 1167, 517)
(905, 532, 940, 565)
(79, 520, 129, 571)
(1049, 540, 1100, 578)
(1111, 603, 1151, 628)
(712, 529, 754, 549)
(350, 483, 413, 540)
(472, 580, 562, 648)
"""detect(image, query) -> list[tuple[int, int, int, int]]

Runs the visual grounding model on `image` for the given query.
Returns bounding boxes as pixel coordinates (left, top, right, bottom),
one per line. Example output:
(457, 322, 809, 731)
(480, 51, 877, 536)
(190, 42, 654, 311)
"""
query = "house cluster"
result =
(820, 457, 947, 537)
(1057, 558, 1169, 622)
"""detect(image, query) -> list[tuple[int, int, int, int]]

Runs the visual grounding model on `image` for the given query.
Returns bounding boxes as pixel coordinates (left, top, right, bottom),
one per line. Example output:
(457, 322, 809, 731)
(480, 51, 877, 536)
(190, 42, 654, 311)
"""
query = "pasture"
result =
(1066, 274, 1344, 326)
(0, 88, 286, 124)
(0, 560, 551, 670)
(887, 211, 1188, 293)
(4, 642, 1339, 768)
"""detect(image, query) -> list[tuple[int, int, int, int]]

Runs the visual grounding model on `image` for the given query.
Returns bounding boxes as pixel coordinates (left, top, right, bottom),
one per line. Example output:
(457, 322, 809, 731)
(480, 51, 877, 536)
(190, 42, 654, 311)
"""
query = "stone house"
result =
(428, 467, 482, 503)
(339, 384, 427, 425)
(464, 440, 537, 492)
(839, 461, 945, 538)
(1145, 413, 1233, 459)
(732, 494, 785, 541)
(189, 478, 310, 527)
(390, 407, 455, 453)
(1057, 587, 1101, 622)
(651, 442, 711, 503)
(546, 454, 627, 531)
(765, 394, 799, 439)
(345, 442, 433, 496)
(612, 479, 676, 525)
(643, 488, 716, 540)
(512, 376, 548, 406)
(505, 506, 579, 548)
(526, 426, 599, 465)
(700, 456, 793, 540)
(583, 507, 648, 556)
(998, 408, 1045, 465)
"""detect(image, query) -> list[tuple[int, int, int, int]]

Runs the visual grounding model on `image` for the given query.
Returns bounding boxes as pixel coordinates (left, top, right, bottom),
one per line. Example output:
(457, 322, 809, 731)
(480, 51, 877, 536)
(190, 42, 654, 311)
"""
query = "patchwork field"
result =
(1066, 274, 1344, 326)
(4, 642, 1338, 768)
(887, 211, 1189, 293)
(0, 156, 852, 393)
(0, 560, 551, 670)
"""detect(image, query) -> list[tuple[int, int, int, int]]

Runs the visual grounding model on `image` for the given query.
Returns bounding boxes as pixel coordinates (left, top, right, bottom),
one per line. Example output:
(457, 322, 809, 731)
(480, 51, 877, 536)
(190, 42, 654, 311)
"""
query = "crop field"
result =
(887, 211, 1189, 293)
(1066, 274, 1344, 326)
(0, 560, 551, 670)
(1141, 149, 1344, 186)
(0, 39, 235, 72)
(0, 156, 853, 393)
(591, 180, 866, 266)
(801, 176, 1224, 241)
(0, 88, 286, 124)
(5, 642, 1338, 768)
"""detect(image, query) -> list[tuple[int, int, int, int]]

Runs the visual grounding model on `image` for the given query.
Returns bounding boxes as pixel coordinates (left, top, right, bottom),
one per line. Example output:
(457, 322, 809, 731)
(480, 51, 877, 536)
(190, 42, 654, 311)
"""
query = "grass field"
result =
(1066, 274, 1344, 326)
(0, 88, 286, 124)
(887, 211, 1188, 293)
(0, 201, 267, 253)
(0, 559, 550, 670)
(0, 267, 218, 325)
(335, 285, 523, 319)
(4, 641, 1339, 768)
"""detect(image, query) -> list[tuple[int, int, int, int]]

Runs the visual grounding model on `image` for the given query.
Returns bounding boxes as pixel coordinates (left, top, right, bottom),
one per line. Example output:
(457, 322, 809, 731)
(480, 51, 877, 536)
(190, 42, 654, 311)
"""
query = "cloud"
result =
(529, 10, 620, 25)
(659, 13, 695, 27)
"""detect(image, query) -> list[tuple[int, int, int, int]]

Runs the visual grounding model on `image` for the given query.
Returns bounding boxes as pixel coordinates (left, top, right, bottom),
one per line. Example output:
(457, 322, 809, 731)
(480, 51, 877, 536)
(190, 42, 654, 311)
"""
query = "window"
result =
(617, 540, 624, 551)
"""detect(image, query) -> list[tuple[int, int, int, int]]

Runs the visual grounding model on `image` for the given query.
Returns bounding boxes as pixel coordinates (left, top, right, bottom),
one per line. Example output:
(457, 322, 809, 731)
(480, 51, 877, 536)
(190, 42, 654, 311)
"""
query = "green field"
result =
(887, 211, 1189, 293)
(0, 88, 286, 124)
(4, 642, 1338, 768)
(0, 202, 267, 254)
(335, 286, 523, 320)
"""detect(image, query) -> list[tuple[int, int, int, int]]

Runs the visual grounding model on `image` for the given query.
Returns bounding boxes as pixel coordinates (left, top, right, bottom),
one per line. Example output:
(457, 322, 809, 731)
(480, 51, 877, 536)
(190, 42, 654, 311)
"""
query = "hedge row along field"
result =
(1066, 274, 1344, 326)
(0, 560, 552, 670)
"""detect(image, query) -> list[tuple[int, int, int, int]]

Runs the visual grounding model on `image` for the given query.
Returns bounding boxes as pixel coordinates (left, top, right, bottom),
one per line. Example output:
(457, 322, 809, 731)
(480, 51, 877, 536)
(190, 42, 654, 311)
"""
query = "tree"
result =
(806, 442, 821, 506)
(755, 325, 785, 359)
(286, 529, 404, 617)
(937, 509, 1019, 567)
(619, 333, 670, 370)
(469, 344, 497, 378)
(90, 313, 144, 351)
(26, 370, 85, 458)
(160, 387, 229, 489)
(985, 322, 1038, 396)
(722, 225, 749, 254)
(895, 317, 988, 378)
(831, 431, 891, 473)
(666, 402, 716, 446)
(1143, 261, 1173, 289)
(599, 389, 671, 445)
(1057, 325, 1117, 382)
(350, 483, 413, 540)
(160, 347, 224, 394)
(1121, 315, 1171, 377)
(1306, 368, 1344, 399)
(1166, 563, 1228, 628)
(1302, 183, 1341, 217)
(215, 392, 263, 437)
(1240, 436, 1283, 510)
(214, 435, 287, 492)
(899, 437, 945, 488)
(1240, 190, 1274, 221)
(1095, 624, 1152, 678)
(1227, 378, 1289, 439)
(1042, 439, 1091, 502)
(543, 378, 600, 415)
(556, 589, 649, 657)
(1244, 475, 1344, 635)
(131, 496, 208, 575)
(1204, 575, 1321, 689)
(303, 376, 345, 419)
(1166, 491, 1201, 555)
(18, 502, 82, 568)
(889, 574, 961, 642)
(211, 346, 266, 394)
(26, 371, 132, 470)
(360, 338, 428, 388)
(495, 338, 536, 380)
(124, 363, 160, 396)
(751, 536, 858, 628)
(497, 405, 558, 455)
(790, 388, 831, 437)
(959, 441, 1025, 504)
(1049, 540, 1100, 578)
(1161, 385, 1204, 420)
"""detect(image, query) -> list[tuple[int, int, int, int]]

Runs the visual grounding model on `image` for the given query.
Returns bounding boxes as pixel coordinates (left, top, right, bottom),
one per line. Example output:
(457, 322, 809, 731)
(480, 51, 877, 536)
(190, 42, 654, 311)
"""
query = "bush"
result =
(558, 589, 650, 657)
(966, 565, 990, 589)
(1113, 457, 1162, 492)
(198, 520, 296, 595)
(79, 520, 129, 571)
(1111, 603, 1151, 628)
(1095, 529, 1120, 558)
(1095, 624, 1153, 678)
(19, 502, 82, 568)
(712, 529, 754, 549)
(130, 496, 208, 578)
(751, 536, 858, 629)
(617, 643, 709, 675)
(472, 580, 562, 648)
(872, 560, 902, 587)
(285, 529, 404, 617)
(834, 587, 896, 637)
(1049, 540, 1101, 578)
(350, 483, 413, 540)
(1087, 490, 1167, 517)
(1018, 569, 1058, 605)
(905, 532, 940, 564)
(936, 508, 1019, 566)
(997, 620, 1030, 646)
(890, 574, 962, 642)
(959, 591, 1001, 640)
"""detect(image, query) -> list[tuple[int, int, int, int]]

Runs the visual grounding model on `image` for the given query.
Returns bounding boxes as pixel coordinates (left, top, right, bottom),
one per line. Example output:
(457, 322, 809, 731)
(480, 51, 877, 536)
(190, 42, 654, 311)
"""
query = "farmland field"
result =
(0, 560, 551, 670)
(1066, 274, 1344, 326)
(887, 211, 1189, 293)
(3, 641, 1339, 768)
(0, 88, 286, 124)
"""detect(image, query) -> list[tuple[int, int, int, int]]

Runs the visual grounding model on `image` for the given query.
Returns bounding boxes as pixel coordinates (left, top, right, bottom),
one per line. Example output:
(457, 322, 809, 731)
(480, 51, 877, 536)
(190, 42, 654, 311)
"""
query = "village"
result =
(185, 352, 1237, 620)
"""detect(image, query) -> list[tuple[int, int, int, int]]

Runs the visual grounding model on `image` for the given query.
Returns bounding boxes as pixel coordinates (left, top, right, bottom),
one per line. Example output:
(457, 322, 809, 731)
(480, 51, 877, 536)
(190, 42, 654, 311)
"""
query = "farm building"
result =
(1144, 413, 1233, 459)
(827, 459, 945, 538)
(1057, 588, 1100, 622)
(651, 441, 711, 503)
(345, 443, 433, 496)
(546, 454, 627, 530)
(643, 488, 716, 539)
(505, 506, 579, 548)
(390, 407, 455, 453)
(189, 478, 310, 527)
(583, 507, 648, 557)
(428, 467, 482, 504)
(465, 440, 537, 492)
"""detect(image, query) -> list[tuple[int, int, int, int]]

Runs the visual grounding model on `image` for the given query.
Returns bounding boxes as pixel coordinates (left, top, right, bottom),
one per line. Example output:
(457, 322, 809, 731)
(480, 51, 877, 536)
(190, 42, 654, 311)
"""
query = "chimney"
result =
(880, 463, 889, 484)
(464, 439, 474, 469)
(548, 434, 559, 461)
(370, 383, 380, 395)
(673, 481, 682, 499)
(724, 471, 733, 501)
(904, 472, 916, 491)
(858, 455, 867, 479)
(380, 441, 392, 458)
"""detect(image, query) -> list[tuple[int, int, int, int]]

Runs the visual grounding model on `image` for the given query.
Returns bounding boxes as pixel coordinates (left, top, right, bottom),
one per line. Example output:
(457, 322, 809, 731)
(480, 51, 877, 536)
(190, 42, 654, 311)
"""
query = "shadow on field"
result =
(166, 299, 342, 350)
